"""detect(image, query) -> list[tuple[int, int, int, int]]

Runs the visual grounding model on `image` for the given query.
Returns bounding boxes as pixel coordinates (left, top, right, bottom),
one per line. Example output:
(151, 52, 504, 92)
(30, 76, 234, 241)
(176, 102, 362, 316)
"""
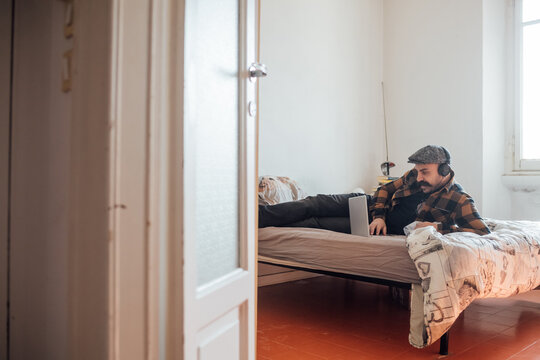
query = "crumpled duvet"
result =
(258, 176, 307, 206)
(406, 219, 540, 348)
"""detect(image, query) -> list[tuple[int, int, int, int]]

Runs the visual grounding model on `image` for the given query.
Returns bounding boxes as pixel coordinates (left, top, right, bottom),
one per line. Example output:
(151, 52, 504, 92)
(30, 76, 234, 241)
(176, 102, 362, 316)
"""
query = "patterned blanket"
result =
(406, 219, 540, 348)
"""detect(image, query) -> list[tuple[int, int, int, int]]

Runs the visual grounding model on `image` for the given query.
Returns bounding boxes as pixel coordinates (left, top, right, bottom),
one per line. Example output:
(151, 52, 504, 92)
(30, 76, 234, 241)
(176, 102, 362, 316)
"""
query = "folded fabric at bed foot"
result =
(406, 219, 540, 348)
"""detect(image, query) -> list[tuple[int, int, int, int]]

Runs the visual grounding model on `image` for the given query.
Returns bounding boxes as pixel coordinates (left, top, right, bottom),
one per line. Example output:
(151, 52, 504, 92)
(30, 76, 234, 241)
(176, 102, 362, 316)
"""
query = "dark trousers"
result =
(258, 193, 371, 234)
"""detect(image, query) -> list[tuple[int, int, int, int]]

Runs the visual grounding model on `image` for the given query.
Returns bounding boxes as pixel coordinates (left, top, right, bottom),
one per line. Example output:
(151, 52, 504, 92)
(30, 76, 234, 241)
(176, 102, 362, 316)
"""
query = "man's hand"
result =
(415, 222, 437, 229)
(369, 218, 387, 235)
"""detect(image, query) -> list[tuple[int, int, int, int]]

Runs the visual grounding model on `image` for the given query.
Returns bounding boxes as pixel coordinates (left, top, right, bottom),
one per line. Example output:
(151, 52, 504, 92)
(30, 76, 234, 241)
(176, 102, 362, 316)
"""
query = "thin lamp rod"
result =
(381, 81, 389, 163)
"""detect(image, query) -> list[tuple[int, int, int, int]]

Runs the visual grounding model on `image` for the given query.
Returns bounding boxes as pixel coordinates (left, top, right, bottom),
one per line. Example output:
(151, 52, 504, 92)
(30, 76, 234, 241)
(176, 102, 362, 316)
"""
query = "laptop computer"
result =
(348, 195, 371, 237)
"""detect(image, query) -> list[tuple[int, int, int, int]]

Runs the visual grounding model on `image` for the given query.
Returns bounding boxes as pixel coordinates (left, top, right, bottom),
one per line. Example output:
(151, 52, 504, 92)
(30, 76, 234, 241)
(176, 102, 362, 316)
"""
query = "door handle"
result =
(249, 63, 267, 81)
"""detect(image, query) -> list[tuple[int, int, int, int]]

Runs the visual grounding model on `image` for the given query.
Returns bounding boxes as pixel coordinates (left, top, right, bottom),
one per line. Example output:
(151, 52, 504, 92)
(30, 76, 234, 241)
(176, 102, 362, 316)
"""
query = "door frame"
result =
(104, 0, 185, 358)
(0, 0, 186, 358)
(67, 0, 184, 358)
(0, 0, 13, 358)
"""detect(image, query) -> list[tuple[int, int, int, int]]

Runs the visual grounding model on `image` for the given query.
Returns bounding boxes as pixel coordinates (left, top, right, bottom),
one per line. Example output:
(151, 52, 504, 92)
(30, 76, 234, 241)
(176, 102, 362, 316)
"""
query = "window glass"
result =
(523, 0, 540, 23)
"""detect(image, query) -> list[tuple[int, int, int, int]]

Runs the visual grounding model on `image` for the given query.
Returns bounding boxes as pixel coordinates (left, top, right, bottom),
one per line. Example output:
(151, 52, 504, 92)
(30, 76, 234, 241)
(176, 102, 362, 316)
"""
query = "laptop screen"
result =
(348, 196, 370, 237)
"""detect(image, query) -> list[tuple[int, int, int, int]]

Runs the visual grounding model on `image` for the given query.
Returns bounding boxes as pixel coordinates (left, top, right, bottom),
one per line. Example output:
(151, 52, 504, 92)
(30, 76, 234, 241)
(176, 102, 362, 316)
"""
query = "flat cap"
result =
(407, 145, 451, 164)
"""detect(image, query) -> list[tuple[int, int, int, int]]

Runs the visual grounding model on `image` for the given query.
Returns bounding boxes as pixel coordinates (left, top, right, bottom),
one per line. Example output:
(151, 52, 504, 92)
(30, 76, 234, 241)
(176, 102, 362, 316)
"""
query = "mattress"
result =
(258, 227, 421, 284)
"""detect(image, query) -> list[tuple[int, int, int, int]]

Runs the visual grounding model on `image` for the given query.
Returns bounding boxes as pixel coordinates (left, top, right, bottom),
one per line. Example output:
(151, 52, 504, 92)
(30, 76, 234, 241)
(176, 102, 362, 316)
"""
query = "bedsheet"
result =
(259, 227, 420, 284)
(406, 219, 540, 348)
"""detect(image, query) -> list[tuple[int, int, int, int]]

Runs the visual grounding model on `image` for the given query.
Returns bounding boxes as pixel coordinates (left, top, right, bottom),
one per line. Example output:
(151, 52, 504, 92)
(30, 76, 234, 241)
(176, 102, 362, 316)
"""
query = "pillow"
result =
(258, 176, 307, 205)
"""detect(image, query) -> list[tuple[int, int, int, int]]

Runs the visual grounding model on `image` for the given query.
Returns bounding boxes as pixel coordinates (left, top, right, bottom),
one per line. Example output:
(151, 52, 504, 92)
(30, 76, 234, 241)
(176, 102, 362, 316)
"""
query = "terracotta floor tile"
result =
(450, 341, 520, 359)
(306, 329, 366, 348)
(444, 332, 496, 352)
(342, 336, 410, 358)
(466, 303, 502, 315)
(501, 321, 540, 343)
(461, 317, 513, 334)
(258, 278, 540, 360)
(395, 348, 448, 360)
(495, 307, 540, 319)
(463, 311, 522, 328)
(331, 345, 384, 360)
(292, 339, 358, 358)
(511, 354, 540, 360)
(487, 333, 539, 353)
(502, 305, 540, 317)
(488, 314, 530, 327)
(330, 351, 374, 360)
(267, 348, 327, 360)
(258, 327, 319, 347)
(293, 330, 410, 358)
(256, 339, 294, 357)
(460, 310, 488, 321)
(473, 298, 520, 307)
(511, 340, 540, 359)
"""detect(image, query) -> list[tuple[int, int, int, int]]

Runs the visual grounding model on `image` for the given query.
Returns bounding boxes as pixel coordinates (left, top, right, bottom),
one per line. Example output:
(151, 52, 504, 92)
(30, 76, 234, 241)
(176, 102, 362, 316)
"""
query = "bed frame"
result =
(259, 259, 450, 356)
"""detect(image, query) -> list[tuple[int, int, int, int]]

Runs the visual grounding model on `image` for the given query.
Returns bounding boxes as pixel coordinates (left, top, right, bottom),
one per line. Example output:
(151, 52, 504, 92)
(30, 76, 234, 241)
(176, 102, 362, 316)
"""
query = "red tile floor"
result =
(257, 276, 540, 359)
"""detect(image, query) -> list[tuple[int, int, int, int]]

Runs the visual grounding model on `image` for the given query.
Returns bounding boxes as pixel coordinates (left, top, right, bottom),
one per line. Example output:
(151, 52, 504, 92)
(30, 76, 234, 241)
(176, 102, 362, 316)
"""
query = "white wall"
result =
(260, 0, 519, 219)
(502, 175, 540, 220)
(482, 0, 511, 219)
(383, 0, 485, 210)
(259, 0, 385, 195)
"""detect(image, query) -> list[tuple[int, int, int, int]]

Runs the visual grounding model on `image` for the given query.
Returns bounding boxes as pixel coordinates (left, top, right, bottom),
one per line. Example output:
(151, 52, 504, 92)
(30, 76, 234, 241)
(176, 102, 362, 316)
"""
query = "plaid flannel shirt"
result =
(370, 169, 490, 235)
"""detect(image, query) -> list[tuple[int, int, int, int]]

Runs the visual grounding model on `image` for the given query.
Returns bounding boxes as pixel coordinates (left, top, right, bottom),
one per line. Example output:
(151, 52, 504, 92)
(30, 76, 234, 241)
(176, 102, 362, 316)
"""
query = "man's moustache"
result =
(418, 181, 431, 187)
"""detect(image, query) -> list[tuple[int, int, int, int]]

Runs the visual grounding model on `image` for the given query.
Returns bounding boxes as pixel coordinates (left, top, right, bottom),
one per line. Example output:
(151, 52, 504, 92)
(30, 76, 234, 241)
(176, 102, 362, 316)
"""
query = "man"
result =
(258, 145, 490, 236)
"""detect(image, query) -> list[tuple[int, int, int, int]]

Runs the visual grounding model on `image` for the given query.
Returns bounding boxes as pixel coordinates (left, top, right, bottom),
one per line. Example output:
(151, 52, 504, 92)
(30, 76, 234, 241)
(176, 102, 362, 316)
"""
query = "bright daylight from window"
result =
(522, 0, 540, 159)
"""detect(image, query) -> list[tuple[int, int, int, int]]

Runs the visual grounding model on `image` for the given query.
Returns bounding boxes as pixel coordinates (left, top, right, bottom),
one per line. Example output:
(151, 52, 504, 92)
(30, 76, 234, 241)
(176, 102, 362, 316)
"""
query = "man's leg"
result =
(258, 193, 364, 228)
(286, 217, 352, 234)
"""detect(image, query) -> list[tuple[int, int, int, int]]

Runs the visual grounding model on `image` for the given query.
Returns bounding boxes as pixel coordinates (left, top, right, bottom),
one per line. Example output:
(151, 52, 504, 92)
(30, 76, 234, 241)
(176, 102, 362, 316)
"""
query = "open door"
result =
(183, 0, 260, 358)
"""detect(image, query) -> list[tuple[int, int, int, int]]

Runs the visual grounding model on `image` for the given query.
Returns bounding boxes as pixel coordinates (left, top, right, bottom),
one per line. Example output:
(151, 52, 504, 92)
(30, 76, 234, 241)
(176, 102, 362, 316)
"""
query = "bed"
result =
(258, 221, 540, 354)
(259, 227, 418, 285)
(257, 176, 540, 354)
(258, 226, 449, 353)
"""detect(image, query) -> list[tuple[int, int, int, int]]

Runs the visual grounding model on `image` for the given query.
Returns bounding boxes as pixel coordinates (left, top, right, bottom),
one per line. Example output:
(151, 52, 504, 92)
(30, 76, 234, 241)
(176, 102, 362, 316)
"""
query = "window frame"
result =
(513, 0, 540, 171)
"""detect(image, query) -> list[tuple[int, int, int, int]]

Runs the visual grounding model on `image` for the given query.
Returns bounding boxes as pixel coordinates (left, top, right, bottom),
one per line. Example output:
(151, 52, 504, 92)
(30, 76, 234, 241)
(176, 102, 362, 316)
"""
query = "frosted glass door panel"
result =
(522, 23, 540, 159)
(185, 0, 240, 286)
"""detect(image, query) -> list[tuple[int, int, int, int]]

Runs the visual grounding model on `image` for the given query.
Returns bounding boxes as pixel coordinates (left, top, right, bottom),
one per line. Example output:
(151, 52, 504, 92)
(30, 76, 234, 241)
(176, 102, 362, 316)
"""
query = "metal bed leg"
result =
(439, 332, 449, 355)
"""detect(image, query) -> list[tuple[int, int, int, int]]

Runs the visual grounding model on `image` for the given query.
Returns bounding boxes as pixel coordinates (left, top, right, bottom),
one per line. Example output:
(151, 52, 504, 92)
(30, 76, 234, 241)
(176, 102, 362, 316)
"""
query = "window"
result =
(514, 0, 540, 170)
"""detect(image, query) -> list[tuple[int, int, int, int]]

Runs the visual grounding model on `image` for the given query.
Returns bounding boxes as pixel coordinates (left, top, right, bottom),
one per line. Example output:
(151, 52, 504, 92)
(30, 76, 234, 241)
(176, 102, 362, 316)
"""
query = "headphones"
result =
(437, 147, 452, 176)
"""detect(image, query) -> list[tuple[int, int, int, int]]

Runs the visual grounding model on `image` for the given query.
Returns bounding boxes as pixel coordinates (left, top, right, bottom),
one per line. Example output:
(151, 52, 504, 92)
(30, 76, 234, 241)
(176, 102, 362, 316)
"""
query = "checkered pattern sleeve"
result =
(370, 171, 410, 220)
(436, 194, 490, 235)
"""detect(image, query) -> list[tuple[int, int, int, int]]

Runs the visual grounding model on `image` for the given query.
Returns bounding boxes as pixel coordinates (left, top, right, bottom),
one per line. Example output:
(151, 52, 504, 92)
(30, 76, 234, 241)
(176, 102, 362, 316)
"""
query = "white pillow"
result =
(258, 176, 307, 205)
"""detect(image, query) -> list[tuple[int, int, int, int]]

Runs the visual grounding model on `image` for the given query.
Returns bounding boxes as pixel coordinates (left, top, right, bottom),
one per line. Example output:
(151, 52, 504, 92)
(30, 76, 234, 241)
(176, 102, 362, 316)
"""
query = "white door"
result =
(183, 0, 259, 359)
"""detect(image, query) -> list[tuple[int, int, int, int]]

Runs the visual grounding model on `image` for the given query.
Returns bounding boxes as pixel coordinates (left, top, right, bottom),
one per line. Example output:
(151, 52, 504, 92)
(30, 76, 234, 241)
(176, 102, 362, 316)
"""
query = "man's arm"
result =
(437, 196, 490, 235)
